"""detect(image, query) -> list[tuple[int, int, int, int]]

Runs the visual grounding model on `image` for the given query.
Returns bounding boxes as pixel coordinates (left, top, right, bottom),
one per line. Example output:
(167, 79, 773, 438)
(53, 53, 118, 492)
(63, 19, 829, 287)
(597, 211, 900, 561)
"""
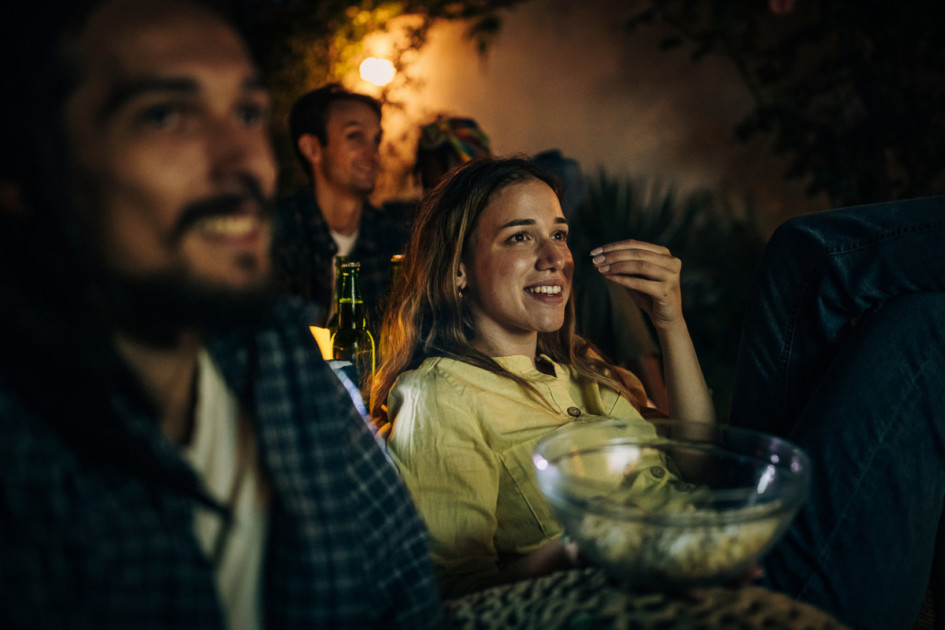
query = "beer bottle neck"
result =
(335, 268, 366, 329)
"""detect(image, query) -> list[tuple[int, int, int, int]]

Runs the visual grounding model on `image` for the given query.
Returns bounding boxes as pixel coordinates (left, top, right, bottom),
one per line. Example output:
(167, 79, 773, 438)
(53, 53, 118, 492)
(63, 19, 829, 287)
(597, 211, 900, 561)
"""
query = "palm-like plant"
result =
(572, 173, 766, 420)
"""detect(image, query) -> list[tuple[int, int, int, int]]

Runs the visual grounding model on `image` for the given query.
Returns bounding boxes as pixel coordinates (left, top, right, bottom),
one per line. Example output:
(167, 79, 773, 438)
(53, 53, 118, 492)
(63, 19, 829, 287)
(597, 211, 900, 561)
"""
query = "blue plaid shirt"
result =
(0, 299, 443, 629)
(271, 188, 408, 335)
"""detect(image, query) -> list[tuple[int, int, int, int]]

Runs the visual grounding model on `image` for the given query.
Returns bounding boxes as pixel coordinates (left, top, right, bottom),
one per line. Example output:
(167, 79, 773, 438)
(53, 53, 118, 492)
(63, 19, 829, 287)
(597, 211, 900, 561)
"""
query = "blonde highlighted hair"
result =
(369, 157, 646, 426)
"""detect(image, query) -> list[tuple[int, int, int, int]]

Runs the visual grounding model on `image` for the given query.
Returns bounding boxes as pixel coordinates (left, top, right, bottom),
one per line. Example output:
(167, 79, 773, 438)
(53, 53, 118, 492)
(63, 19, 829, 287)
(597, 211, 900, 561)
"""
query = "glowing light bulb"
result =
(359, 57, 395, 87)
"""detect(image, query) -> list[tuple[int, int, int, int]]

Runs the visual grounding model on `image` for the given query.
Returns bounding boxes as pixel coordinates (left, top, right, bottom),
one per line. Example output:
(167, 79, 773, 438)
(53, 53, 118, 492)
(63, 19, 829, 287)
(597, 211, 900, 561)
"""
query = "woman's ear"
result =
(457, 261, 467, 293)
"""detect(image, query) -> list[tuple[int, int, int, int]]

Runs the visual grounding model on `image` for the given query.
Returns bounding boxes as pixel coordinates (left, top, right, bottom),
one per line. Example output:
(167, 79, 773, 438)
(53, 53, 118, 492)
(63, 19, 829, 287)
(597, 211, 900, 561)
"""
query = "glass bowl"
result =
(533, 418, 810, 590)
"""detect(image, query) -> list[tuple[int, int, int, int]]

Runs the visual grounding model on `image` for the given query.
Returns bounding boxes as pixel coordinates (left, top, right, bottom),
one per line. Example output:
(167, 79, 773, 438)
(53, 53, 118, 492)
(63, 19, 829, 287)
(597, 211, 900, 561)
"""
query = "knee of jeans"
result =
(859, 292, 945, 332)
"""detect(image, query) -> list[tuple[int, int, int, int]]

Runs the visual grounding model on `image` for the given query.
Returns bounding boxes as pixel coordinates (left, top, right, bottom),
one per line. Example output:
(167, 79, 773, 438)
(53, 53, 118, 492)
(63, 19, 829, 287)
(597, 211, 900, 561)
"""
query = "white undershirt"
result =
(330, 228, 358, 258)
(185, 350, 269, 630)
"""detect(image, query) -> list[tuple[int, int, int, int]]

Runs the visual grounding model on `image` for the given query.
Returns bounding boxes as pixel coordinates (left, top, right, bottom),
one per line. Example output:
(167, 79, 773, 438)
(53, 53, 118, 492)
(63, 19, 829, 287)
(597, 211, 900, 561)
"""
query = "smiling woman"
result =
(370, 157, 714, 597)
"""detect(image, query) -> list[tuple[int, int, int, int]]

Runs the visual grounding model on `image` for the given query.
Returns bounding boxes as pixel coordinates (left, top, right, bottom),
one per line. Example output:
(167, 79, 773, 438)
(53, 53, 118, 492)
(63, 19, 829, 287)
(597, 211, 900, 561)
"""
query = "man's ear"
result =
(296, 134, 322, 171)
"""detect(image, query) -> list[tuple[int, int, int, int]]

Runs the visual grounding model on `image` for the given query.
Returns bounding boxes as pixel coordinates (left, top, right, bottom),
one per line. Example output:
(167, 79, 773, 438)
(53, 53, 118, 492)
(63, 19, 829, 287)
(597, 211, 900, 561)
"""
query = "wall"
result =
(372, 0, 827, 231)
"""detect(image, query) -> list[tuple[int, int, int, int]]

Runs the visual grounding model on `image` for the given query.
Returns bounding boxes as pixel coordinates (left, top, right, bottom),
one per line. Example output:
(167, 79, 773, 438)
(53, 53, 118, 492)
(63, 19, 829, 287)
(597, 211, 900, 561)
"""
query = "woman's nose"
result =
(536, 238, 567, 270)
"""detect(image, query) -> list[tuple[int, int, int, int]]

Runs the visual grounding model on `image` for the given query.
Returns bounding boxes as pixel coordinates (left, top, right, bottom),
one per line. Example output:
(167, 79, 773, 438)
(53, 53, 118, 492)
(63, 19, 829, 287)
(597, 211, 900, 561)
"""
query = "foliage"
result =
(573, 173, 766, 420)
(237, 0, 524, 190)
(244, 0, 524, 126)
(626, 0, 945, 207)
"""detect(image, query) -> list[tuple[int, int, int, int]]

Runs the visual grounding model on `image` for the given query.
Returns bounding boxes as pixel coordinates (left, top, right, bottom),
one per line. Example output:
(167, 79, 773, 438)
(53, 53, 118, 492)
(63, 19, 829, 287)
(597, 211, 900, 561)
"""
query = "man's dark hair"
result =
(288, 83, 382, 178)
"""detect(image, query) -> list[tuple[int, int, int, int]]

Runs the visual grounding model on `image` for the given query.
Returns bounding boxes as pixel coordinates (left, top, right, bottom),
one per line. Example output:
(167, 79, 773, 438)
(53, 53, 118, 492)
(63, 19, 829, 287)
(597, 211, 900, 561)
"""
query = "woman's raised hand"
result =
(591, 239, 715, 423)
(590, 240, 684, 332)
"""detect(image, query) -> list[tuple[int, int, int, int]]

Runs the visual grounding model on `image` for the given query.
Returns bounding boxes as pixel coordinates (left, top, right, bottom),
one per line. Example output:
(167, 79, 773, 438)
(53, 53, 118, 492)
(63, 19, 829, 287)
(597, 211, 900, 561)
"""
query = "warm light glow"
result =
(359, 57, 396, 86)
(310, 326, 333, 360)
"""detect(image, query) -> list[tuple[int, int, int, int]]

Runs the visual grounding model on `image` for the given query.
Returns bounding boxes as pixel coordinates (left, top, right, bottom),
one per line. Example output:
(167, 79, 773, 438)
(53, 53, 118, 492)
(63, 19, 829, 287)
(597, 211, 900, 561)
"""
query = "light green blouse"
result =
(386, 354, 654, 597)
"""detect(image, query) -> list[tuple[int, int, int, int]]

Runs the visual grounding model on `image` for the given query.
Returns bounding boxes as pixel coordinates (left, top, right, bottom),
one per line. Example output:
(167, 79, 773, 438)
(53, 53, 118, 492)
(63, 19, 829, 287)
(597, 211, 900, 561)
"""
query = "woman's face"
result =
(459, 178, 573, 356)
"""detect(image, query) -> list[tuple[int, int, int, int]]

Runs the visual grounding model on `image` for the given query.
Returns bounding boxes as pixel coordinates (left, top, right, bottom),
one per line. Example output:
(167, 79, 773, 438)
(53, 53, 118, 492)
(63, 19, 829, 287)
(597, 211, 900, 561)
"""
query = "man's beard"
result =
(102, 264, 276, 347)
(87, 179, 278, 347)
(74, 177, 276, 347)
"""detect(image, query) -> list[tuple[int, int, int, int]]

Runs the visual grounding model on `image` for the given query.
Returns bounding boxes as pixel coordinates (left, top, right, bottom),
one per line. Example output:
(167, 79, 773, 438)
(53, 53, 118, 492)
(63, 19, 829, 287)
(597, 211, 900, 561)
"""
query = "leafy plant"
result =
(239, 0, 525, 190)
(574, 172, 766, 420)
(246, 0, 525, 123)
(625, 0, 945, 207)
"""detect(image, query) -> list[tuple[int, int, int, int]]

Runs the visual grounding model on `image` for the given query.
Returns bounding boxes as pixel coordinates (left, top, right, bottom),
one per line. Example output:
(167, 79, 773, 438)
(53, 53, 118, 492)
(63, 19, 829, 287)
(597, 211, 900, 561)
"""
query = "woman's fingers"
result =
(595, 256, 681, 281)
(590, 239, 685, 329)
(589, 240, 674, 278)
(604, 273, 671, 296)
(590, 241, 680, 278)
(590, 239, 670, 257)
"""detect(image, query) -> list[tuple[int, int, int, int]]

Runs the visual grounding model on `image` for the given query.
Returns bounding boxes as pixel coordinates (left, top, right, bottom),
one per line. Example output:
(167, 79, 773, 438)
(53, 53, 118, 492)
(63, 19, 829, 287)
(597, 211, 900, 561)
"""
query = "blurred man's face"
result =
(65, 0, 277, 326)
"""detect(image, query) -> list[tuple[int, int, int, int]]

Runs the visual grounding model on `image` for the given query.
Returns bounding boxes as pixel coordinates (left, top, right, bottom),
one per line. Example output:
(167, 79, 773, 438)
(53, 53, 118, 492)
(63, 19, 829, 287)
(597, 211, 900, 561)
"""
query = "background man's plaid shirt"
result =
(272, 189, 409, 336)
(0, 299, 443, 629)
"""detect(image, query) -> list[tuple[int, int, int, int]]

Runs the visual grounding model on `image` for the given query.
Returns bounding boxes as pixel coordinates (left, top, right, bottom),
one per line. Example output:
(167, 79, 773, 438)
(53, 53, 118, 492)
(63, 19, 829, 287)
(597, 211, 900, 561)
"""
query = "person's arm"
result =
(493, 538, 583, 585)
(590, 240, 715, 423)
(331, 380, 445, 628)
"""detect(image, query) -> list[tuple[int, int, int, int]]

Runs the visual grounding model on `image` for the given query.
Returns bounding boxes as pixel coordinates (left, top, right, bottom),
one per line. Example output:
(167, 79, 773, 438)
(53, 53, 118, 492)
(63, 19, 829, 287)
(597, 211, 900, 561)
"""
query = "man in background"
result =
(272, 84, 408, 331)
(0, 1, 441, 627)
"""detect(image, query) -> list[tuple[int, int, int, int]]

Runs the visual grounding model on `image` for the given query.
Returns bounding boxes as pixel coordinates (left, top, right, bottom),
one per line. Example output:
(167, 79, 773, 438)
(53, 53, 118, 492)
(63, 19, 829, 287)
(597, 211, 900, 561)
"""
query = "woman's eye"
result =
(509, 232, 529, 243)
(553, 230, 569, 241)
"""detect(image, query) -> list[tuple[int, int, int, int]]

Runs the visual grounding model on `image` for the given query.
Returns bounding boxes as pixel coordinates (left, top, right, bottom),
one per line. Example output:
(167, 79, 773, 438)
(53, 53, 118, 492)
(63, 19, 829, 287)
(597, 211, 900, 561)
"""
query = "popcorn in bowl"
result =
(534, 418, 810, 589)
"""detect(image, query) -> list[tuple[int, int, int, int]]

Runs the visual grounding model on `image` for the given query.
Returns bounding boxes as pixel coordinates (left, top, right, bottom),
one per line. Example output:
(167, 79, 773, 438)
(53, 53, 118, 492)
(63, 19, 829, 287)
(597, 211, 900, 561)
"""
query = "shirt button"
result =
(650, 466, 666, 478)
(567, 407, 582, 417)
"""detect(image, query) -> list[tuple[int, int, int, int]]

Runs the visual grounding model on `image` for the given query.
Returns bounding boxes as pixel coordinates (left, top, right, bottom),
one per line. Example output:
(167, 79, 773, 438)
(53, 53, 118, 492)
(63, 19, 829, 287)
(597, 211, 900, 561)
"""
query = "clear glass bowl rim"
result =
(533, 418, 812, 526)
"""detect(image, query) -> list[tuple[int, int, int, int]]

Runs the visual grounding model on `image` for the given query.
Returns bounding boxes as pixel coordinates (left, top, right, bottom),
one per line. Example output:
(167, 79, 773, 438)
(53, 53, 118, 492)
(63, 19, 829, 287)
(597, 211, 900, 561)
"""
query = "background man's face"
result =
(314, 99, 381, 197)
(65, 0, 278, 300)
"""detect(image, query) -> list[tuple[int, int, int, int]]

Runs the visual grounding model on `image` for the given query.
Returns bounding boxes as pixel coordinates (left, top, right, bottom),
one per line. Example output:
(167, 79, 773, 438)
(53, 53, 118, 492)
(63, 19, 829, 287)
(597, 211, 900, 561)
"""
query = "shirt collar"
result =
(492, 353, 559, 379)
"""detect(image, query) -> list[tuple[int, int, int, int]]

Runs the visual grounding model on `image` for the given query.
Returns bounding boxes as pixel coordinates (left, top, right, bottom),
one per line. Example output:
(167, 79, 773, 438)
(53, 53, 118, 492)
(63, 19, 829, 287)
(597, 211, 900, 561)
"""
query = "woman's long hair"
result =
(370, 157, 645, 425)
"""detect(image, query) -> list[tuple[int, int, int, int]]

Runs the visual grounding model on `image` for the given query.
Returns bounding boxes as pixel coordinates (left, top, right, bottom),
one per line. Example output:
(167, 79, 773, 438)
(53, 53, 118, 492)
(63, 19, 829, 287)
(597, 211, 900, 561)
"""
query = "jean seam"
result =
(822, 220, 945, 255)
(795, 352, 931, 601)
(781, 220, 945, 427)
(778, 256, 828, 429)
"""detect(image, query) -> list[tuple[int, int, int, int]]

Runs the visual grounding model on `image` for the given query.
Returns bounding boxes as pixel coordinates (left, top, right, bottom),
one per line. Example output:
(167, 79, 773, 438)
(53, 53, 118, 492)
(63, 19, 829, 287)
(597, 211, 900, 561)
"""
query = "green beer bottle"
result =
(325, 255, 348, 336)
(378, 253, 405, 361)
(389, 254, 404, 294)
(329, 260, 376, 380)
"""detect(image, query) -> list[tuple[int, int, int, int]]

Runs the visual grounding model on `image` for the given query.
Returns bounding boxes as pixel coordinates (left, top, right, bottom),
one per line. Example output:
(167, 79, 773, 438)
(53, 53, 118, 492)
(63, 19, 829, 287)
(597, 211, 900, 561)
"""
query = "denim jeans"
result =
(729, 196, 945, 629)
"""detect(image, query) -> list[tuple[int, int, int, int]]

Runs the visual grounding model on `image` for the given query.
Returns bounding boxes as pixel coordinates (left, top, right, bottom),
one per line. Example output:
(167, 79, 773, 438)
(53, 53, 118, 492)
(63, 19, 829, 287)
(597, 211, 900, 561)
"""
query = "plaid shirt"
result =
(0, 299, 443, 629)
(272, 189, 408, 335)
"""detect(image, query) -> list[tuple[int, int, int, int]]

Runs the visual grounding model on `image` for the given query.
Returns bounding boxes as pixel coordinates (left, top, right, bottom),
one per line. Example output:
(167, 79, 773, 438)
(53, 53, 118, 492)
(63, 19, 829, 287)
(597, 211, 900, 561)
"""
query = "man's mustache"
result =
(171, 179, 272, 243)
